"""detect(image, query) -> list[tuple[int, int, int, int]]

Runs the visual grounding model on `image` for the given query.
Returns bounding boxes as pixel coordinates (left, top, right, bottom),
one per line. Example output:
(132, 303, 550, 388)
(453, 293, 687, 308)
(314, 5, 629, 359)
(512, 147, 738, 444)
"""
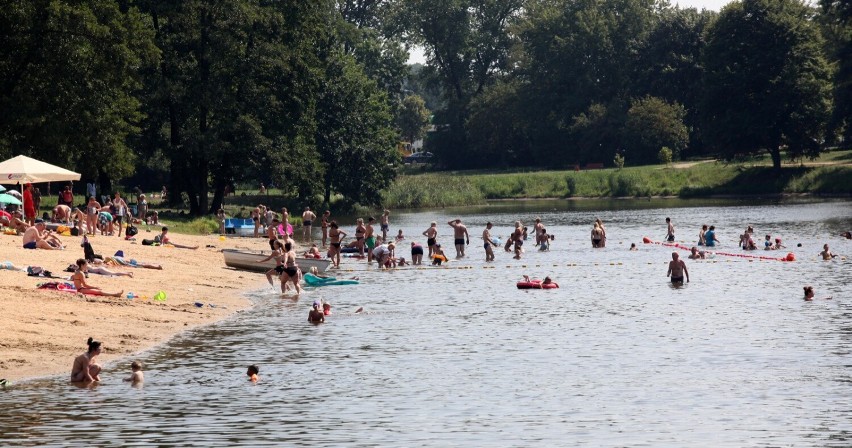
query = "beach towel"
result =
(37, 282, 76, 292)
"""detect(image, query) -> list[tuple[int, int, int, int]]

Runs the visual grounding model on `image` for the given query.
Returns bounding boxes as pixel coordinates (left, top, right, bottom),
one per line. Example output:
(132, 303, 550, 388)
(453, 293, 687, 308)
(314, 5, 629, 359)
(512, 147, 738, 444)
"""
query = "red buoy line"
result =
(642, 236, 795, 262)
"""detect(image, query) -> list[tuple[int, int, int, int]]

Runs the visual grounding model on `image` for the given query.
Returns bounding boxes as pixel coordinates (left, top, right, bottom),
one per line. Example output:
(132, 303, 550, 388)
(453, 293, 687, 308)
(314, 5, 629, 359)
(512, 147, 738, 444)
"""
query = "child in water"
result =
(395, 229, 405, 242)
(323, 303, 332, 316)
(803, 286, 832, 301)
(247, 365, 259, 382)
(124, 361, 144, 384)
(432, 244, 447, 265)
(629, 243, 638, 251)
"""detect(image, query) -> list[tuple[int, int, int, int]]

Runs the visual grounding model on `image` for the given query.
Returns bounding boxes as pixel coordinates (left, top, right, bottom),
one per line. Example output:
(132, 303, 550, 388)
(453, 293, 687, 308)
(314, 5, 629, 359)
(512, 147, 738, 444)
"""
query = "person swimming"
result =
(803, 286, 832, 301)
(247, 365, 259, 382)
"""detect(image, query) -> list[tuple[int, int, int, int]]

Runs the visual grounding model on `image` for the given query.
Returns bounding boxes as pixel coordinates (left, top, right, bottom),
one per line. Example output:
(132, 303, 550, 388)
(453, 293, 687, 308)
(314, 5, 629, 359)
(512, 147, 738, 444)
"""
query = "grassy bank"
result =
(382, 160, 852, 208)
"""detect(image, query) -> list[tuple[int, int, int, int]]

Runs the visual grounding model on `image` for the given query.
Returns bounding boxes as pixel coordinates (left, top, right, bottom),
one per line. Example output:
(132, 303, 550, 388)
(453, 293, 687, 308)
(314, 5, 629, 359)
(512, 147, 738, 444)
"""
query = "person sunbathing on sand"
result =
(72, 259, 123, 297)
(155, 227, 198, 250)
(22, 220, 63, 250)
(103, 256, 163, 270)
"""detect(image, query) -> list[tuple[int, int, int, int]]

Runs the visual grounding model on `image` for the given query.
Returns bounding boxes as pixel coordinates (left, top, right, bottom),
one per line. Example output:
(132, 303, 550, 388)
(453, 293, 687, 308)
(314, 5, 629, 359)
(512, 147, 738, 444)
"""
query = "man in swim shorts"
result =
(267, 218, 280, 250)
(365, 217, 377, 262)
(447, 219, 470, 258)
(422, 222, 438, 258)
(302, 207, 315, 241)
(666, 252, 689, 284)
(482, 222, 496, 262)
(512, 221, 524, 260)
(410, 241, 424, 265)
(22, 220, 62, 250)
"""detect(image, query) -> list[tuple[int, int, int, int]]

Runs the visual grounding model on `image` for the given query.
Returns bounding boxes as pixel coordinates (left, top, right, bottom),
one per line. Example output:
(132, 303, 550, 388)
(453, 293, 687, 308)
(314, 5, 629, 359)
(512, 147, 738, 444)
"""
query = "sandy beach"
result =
(0, 226, 283, 382)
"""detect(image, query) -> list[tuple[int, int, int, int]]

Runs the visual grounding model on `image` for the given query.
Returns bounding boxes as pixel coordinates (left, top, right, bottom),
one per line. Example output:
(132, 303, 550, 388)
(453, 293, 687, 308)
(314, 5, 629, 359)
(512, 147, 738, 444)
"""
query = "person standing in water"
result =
(512, 221, 524, 260)
(71, 337, 103, 382)
(422, 222, 438, 259)
(328, 221, 346, 268)
(302, 207, 316, 241)
(365, 217, 377, 263)
(482, 222, 497, 262)
(380, 209, 390, 243)
(665, 217, 675, 242)
(320, 210, 331, 248)
(820, 244, 836, 260)
(666, 252, 689, 284)
(447, 219, 470, 258)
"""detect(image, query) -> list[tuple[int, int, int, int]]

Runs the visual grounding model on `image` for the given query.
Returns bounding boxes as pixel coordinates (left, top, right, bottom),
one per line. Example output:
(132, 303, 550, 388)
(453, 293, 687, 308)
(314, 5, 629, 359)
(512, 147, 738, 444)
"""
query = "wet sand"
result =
(0, 227, 287, 382)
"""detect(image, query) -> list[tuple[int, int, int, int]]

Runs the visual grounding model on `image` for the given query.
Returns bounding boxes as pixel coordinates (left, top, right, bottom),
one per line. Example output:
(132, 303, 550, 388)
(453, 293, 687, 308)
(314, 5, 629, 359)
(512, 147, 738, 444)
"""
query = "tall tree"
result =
(0, 0, 157, 187)
(703, 0, 833, 170)
(819, 0, 852, 142)
(634, 6, 716, 154)
(403, 0, 523, 165)
(519, 0, 657, 164)
(315, 51, 398, 206)
(397, 94, 431, 142)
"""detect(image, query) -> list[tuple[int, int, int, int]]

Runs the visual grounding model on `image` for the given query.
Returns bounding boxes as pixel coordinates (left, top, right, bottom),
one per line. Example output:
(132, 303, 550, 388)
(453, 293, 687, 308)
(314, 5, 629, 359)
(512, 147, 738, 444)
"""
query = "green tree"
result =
(634, 6, 716, 154)
(402, 0, 523, 166)
(568, 102, 625, 165)
(703, 0, 834, 170)
(819, 0, 852, 142)
(0, 0, 157, 189)
(466, 80, 531, 167)
(315, 52, 398, 206)
(397, 94, 431, 143)
(624, 96, 688, 164)
(519, 0, 656, 163)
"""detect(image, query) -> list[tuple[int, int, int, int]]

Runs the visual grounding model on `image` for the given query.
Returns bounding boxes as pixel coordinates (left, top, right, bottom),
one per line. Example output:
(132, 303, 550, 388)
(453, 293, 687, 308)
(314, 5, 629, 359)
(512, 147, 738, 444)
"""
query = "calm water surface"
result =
(1, 199, 851, 447)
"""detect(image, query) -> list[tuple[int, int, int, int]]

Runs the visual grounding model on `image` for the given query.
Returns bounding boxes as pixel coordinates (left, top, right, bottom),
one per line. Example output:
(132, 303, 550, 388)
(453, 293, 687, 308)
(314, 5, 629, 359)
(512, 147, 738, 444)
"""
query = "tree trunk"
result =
(209, 183, 225, 214)
(770, 147, 782, 171)
(97, 168, 112, 198)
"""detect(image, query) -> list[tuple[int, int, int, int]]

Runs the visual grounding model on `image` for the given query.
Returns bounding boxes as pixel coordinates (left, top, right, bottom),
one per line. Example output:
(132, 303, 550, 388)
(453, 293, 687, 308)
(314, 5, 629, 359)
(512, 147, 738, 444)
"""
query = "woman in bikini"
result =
(257, 240, 286, 288)
(279, 242, 302, 295)
(72, 259, 123, 297)
(86, 197, 101, 236)
(71, 337, 103, 382)
(354, 218, 366, 257)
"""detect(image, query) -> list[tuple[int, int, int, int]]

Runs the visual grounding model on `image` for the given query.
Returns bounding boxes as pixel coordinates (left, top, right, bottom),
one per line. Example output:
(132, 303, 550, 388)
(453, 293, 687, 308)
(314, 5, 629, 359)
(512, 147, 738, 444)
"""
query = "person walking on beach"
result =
(423, 222, 438, 258)
(71, 337, 103, 383)
(328, 221, 346, 268)
(666, 252, 689, 284)
(665, 217, 675, 242)
(302, 207, 316, 241)
(112, 192, 128, 238)
(448, 219, 469, 258)
(86, 196, 101, 236)
(482, 222, 496, 262)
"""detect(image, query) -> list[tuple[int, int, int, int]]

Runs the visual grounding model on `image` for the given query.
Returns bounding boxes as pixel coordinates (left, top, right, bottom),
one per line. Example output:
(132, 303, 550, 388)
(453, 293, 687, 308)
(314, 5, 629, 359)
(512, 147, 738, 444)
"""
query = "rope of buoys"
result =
(642, 236, 794, 261)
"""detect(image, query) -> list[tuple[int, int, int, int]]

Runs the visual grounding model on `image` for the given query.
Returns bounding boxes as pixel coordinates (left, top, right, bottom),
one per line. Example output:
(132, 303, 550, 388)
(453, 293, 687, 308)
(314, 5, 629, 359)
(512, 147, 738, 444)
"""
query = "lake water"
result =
(1, 199, 851, 447)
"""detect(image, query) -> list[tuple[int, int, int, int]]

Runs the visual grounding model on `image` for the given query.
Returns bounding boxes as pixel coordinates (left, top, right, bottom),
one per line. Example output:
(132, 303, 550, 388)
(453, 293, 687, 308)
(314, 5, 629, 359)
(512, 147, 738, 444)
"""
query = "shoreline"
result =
(0, 228, 290, 383)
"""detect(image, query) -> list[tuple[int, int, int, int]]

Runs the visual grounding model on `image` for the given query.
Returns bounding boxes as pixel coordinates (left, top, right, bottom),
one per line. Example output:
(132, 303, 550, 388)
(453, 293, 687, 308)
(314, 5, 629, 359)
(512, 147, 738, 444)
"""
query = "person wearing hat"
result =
(22, 219, 63, 250)
(23, 183, 35, 225)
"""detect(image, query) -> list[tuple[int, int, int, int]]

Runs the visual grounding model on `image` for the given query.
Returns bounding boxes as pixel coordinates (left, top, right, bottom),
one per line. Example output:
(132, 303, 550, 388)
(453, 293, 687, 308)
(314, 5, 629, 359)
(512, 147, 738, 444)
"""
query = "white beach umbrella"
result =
(0, 155, 81, 184)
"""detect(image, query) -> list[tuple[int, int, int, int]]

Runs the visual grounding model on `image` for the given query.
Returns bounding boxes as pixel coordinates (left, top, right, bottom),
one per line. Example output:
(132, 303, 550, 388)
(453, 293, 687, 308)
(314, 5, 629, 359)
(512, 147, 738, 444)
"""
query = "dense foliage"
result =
(0, 0, 848, 215)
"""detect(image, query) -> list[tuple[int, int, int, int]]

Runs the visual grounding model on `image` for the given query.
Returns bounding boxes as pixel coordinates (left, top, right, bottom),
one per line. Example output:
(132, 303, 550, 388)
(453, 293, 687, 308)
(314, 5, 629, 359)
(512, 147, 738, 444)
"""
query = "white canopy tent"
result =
(0, 155, 81, 184)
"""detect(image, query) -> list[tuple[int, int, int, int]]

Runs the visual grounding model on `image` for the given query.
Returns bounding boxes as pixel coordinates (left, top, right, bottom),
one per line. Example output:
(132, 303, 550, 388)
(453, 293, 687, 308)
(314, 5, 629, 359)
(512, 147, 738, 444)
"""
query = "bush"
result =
(613, 153, 625, 170)
(608, 172, 649, 197)
(565, 175, 578, 197)
(658, 146, 673, 165)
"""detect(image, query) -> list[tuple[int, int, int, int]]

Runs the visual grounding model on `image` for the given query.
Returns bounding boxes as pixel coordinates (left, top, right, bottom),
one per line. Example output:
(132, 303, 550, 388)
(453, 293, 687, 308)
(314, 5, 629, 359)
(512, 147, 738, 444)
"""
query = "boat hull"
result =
(222, 249, 331, 273)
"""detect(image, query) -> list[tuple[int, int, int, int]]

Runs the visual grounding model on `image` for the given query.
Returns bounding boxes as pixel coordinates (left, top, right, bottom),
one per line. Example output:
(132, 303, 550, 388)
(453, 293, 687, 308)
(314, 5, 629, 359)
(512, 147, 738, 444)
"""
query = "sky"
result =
(407, 0, 732, 65)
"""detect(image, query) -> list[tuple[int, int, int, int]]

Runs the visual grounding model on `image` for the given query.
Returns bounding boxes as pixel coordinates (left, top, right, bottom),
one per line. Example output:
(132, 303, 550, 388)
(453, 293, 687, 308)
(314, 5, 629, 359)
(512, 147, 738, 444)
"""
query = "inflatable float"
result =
(303, 273, 359, 287)
(642, 237, 794, 262)
(517, 279, 559, 289)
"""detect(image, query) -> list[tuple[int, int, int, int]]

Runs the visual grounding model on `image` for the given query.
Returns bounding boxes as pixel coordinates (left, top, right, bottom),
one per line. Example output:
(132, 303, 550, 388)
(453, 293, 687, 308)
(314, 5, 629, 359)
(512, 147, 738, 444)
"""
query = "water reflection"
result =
(0, 200, 850, 446)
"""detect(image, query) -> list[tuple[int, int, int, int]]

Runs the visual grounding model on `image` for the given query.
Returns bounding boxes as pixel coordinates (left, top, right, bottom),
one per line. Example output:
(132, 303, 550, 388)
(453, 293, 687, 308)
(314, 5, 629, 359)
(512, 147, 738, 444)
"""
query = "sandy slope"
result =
(0, 226, 286, 382)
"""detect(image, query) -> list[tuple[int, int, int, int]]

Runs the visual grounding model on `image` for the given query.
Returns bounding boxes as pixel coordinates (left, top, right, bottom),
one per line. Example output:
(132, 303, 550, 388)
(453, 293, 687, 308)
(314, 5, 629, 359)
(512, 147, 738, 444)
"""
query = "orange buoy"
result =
(785, 252, 796, 262)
